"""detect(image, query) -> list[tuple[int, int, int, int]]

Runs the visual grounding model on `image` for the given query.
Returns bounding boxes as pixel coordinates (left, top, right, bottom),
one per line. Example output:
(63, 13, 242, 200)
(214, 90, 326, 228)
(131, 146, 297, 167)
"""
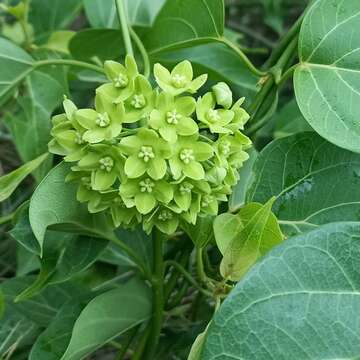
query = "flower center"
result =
(201, 195, 213, 208)
(138, 146, 155, 162)
(99, 156, 114, 172)
(207, 109, 221, 123)
(114, 73, 128, 88)
(131, 94, 146, 109)
(180, 182, 193, 194)
(166, 110, 182, 124)
(180, 148, 195, 164)
(171, 73, 186, 88)
(75, 131, 84, 144)
(96, 112, 110, 127)
(158, 209, 173, 221)
(139, 178, 155, 193)
(219, 140, 231, 155)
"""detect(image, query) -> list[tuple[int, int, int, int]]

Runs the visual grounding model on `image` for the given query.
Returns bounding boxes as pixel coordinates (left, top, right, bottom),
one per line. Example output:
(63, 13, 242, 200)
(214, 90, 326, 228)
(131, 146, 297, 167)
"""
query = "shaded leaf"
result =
(203, 222, 360, 359)
(182, 215, 215, 248)
(247, 132, 360, 236)
(144, 0, 224, 53)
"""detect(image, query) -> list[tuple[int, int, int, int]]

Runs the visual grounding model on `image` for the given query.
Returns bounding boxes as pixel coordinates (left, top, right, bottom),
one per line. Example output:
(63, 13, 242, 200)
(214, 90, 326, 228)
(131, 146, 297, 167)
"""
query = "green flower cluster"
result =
(49, 56, 251, 234)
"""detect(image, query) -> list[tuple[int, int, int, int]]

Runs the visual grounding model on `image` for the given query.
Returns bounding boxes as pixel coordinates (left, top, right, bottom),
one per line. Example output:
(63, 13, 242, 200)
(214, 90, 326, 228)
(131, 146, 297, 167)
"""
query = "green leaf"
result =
(294, 0, 360, 153)
(42, 30, 75, 54)
(203, 222, 360, 359)
(0, 153, 48, 202)
(273, 99, 313, 138)
(83, 0, 165, 28)
(28, 0, 83, 42)
(228, 147, 258, 212)
(29, 162, 114, 255)
(144, 0, 224, 53)
(0, 37, 34, 104)
(4, 68, 66, 180)
(217, 199, 283, 281)
(59, 278, 152, 360)
(69, 29, 124, 61)
(152, 42, 259, 102)
(182, 215, 215, 248)
(247, 132, 360, 236)
(29, 297, 94, 360)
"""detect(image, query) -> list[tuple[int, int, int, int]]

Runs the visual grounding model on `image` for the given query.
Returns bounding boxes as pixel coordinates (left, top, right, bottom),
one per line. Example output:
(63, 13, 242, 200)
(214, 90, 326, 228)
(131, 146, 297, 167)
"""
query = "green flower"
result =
(180, 195, 201, 225)
(169, 135, 213, 180)
(48, 99, 87, 161)
(212, 82, 233, 109)
(120, 176, 173, 214)
(110, 195, 141, 228)
(149, 92, 197, 143)
(196, 93, 234, 134)
(226, 98, 250, 132)
(173, 179, 210, 211)
(74, 144, 123, 191)
(154, 60, 207, 96)
(119, 128, 172, 180)
(215, 132, 251, 167)
(123, 75, 155, 123)
(144, 207, 179, 235)
(97, 55, 138, 102)
(75, 92, 124, 143)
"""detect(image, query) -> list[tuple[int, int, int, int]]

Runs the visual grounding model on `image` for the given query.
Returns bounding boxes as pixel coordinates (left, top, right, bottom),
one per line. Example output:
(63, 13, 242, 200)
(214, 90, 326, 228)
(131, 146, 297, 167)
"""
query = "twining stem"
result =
(129, 27, 150, 78)
(218, 37, 267, 78)
(144, 228, 165, 360)
(115, 0, 134, 56)
(35, 59, 105, 73)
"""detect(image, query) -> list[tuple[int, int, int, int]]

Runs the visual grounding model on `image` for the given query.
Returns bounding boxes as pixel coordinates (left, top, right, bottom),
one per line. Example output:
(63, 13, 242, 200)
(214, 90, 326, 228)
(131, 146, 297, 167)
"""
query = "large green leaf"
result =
(215, 199, 283, 281)
(59, 278, 152, 360)
(294, 0, 360, 153)
(29, 0, 83, 42)
(69, 29, 124, 61)
(144, 0, 224, 53)
(0, 37, 34, 104)
(152, 42, 259, 102)
(0, 153, 48, 202)
(247, 132, 360, 236)
(29, 162, 114, 254)
(83, 0, 165, 28)
(203, 222, 360, 359)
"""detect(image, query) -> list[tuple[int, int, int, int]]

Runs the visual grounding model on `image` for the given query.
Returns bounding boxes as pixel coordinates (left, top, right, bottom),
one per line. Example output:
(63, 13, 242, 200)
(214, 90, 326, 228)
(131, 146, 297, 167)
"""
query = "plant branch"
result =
(35, 59, 104, 73)
(144, 229, 165, 360)
(115, 0, 134, 56)
(164, 260, 213, 298)
(129, 27, 150, 78)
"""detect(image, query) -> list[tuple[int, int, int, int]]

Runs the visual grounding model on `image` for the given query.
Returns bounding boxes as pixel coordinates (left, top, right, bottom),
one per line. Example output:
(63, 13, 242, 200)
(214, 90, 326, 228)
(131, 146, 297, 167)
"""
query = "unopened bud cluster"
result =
(49, 56, 251, 234)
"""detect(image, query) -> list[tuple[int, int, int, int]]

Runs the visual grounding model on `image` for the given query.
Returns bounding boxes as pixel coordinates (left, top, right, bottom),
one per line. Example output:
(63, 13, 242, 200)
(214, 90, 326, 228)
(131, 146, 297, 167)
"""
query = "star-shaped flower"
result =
(169, 135, 213, 180)
(120, 176, 174, 214)
(119, 128, 172, 180)
(75, 92, 124, 143)
(154, 60, 207, 96)
(97, 55, 138, 102)
(173, 179, 210, 211)
(74, 144, 124, 191)
(149, 92, 197, 143)
(196, 93, 235, 134)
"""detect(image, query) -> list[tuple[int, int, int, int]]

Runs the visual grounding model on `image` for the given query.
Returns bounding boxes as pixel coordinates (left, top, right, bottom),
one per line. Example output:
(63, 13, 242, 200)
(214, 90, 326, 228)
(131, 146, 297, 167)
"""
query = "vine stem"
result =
(34, 59, 104, 73)
(218, 37, 267, 78)
(144, 228, 165, 360)
(129, 27, 150, 78)
(115, 0, 134, 56)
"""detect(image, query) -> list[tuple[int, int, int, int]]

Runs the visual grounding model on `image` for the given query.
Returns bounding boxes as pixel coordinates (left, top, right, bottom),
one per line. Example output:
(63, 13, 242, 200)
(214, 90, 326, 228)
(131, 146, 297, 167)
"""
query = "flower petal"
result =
(176, 117, 198, 136)
(147, 157, 166, 180)
(75, 109, 98, 129)
(135, 193, 156, 214)
(193, 141, 214, 161)
(172, 60, 193, 82)
(175, 96, 196, 116)
(92, 170, 117, 191)
(83, 128, 106, 143)
(183, 161, 205, 180)
(124, 155, 147, 178)
(159, 126, 177, 143)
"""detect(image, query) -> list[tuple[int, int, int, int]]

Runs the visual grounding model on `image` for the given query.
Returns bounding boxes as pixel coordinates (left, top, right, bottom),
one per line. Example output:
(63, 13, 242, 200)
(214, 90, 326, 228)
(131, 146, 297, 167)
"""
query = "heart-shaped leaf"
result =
(294, 0, 360, 153)
(246, 132, 360, 236)
(203, 222, 360, 359)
